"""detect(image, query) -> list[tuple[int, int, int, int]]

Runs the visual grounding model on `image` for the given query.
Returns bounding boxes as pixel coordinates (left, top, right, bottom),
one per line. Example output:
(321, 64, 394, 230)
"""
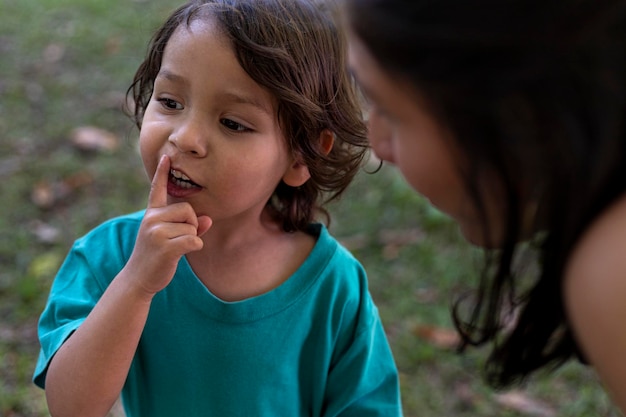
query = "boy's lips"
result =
(170, 168, 200, 187)
(167, 168, 202, 197)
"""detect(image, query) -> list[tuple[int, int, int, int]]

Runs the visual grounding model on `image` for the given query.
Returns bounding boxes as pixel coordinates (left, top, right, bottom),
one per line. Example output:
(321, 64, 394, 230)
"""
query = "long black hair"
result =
(345, 0, 626, 387)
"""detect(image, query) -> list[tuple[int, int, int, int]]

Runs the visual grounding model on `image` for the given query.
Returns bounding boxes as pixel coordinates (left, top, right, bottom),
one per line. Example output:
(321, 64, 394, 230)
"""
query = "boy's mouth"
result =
(169, 169, 201, 189)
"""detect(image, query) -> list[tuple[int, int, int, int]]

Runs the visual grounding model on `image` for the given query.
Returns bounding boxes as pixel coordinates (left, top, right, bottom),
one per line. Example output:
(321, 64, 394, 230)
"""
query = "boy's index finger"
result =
(148, 155, 170, 208)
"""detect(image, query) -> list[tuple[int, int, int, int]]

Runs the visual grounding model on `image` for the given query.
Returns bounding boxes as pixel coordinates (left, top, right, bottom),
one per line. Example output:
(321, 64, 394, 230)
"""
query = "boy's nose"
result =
(168, 128, 208, 157)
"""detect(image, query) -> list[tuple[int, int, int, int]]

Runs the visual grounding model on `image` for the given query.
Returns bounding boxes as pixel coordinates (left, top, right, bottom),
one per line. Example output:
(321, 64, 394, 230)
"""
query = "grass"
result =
(0, 0, 620, 416)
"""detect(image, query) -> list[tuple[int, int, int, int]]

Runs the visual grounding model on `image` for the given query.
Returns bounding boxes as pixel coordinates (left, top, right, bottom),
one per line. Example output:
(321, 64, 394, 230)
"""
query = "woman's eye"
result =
(370, 103, 392, 122)
(220, 118, 249, 132)
(158, 98, 183, 110)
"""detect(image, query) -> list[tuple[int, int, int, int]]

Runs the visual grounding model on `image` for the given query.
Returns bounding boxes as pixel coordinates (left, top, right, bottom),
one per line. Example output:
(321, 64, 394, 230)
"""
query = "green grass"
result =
(0, 0, 620, 416)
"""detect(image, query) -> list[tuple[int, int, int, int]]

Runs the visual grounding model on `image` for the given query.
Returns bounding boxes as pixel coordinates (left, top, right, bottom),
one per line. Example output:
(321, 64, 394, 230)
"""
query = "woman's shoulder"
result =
(563, 193, 626, 410)
(565, 193, 626, 296)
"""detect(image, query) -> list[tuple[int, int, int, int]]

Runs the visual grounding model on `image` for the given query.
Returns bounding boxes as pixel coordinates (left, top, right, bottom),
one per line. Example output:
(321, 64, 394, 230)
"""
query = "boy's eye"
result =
(158, 98, 183, 110)
(220, 118, 249, 132)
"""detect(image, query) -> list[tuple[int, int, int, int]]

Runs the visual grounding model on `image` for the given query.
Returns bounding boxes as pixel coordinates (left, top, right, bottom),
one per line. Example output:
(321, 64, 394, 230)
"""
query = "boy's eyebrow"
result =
(218, 91, 273, 116)
(156, 69, 273, 115)
(156, 69, 189, 86)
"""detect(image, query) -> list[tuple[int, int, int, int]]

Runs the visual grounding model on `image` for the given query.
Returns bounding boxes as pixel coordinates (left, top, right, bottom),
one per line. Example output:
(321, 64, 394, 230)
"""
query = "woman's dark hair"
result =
(128, 0, 368, 232)
(346, 0, 626, 387)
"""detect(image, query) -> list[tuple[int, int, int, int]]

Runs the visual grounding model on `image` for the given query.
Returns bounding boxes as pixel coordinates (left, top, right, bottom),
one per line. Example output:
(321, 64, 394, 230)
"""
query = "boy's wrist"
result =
(114, 268, 159, 304)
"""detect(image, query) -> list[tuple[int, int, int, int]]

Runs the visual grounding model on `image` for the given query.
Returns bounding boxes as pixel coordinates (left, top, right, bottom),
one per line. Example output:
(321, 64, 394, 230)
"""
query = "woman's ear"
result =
(282, 129, 335, 187)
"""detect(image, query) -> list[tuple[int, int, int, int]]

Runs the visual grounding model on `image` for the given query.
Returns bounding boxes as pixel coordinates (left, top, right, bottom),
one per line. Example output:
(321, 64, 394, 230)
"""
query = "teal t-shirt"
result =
(34, 211, 402, 416)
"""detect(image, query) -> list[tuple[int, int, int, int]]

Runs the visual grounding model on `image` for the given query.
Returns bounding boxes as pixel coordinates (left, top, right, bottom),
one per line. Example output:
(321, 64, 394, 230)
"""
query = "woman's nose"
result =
(368, 110, 394, 163)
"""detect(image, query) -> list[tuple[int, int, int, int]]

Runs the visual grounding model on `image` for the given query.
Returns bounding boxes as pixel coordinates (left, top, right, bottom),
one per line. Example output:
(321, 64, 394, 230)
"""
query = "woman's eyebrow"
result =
(348, 67, 377, 103)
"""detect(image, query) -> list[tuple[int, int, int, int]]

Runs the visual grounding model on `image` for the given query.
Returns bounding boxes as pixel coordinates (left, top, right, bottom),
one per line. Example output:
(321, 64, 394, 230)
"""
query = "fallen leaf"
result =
(30, 220, 61, 244)
(382, 244, 401, 260)
(414, 287, 439, 303)
(379, 228, 424, 260)
(31, 181, 57, 208)
(64, 170, 94, 189)
(70, 126, 119, 152)
(494, 390, 557, 417)
(454, 380, 478, 408)
(31, 171, 94, 209)
(105, 35, 122, 55)
(339, 233, 369, 251)
(378, 228, 424, 246)
(43, 43, 65, 63)
(413, 324, 460, 349)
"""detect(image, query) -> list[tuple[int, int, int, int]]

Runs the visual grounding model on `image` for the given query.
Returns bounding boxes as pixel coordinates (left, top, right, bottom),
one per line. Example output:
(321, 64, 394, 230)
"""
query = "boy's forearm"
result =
(45, 268, 154, 417)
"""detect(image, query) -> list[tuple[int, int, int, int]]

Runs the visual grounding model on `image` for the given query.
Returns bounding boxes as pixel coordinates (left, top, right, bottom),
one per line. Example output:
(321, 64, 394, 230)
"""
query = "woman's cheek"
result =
(368, 111, 395, 162)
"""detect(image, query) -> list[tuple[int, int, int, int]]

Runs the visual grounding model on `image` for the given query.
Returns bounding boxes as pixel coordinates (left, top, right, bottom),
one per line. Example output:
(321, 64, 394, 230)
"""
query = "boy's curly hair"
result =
(127, 0, 368, 232)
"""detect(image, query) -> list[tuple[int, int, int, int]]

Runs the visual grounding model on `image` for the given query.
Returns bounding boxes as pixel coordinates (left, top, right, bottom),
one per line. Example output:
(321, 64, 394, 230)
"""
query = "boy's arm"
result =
(44, 155, 211, 417)
(45, 270, 154, 417)
(323, 304, 403, 417)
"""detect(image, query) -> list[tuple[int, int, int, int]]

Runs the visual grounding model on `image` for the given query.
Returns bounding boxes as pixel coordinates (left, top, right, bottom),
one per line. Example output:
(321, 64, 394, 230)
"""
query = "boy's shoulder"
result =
(306, 223, 368, 294)
(83, 210, 144, 235)
(310, 223, 363, 268)
(74, 210, 145, 251)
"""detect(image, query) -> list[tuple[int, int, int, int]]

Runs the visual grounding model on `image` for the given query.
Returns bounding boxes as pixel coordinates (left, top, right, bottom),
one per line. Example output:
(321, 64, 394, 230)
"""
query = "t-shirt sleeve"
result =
(32, 214, 140, 389)
(323, 295, 403, 417)
(32, 240, 107, 388)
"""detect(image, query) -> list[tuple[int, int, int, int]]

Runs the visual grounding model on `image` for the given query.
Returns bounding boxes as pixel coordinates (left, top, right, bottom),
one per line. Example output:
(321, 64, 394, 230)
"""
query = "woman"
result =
(343, 0, 626, 411)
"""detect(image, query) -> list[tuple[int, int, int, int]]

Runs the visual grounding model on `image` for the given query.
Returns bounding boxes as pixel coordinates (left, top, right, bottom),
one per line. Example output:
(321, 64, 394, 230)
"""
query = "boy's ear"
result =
(282, 160, 311, 187)
(319, 129, 334, 155)
(282, 129, 335, 187)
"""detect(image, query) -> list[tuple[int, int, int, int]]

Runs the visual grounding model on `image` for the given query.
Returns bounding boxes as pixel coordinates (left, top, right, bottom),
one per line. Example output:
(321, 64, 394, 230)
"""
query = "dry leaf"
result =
(43, 43, 65, 63)
(378, 228, 424, 246)
(63, 170, 94, 189)
(378, 228, 424, 260)
(70, 126, 119, 152)
(413, 324, 460, 349)
(106, 36, 122, 55)
(339, 233, 369, 251)
(494, 390, 556, 417)
(31, 171, 94, 209)
(414, 287, 439, 303)
(382, 244, 401, 260)
(31, 181, 57, 208)
(454, 380, 478, 408)
(30, 220, 61, 244)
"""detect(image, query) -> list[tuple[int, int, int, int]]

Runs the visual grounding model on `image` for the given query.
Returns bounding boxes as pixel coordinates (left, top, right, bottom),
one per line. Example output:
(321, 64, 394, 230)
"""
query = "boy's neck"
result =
(184, 210, 316, 302)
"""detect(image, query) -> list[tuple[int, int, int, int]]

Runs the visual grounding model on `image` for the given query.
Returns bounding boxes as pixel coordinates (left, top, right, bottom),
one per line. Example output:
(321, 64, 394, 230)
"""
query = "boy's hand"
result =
(125, 155, 211, 296)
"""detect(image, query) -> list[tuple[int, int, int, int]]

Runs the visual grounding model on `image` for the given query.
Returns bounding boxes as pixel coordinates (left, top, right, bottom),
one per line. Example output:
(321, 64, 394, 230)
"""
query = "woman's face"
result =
(347, 30, 506, 246)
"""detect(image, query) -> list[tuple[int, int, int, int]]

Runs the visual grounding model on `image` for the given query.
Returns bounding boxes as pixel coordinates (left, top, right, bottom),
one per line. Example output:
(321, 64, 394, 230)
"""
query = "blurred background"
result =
(0, 0, 620, 416)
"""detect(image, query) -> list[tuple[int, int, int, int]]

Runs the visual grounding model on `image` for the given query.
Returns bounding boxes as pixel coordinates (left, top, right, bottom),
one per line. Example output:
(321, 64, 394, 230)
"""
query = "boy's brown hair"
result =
(128, 0, 368, 232)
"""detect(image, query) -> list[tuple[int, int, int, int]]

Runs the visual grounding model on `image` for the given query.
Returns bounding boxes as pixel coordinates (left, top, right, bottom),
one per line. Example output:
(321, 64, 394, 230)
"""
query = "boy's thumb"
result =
(197, 215, 212, 237)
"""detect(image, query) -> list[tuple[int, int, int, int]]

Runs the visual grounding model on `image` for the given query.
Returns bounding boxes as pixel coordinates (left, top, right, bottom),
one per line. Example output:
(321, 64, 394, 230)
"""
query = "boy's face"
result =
(139, 18, 309, 226)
